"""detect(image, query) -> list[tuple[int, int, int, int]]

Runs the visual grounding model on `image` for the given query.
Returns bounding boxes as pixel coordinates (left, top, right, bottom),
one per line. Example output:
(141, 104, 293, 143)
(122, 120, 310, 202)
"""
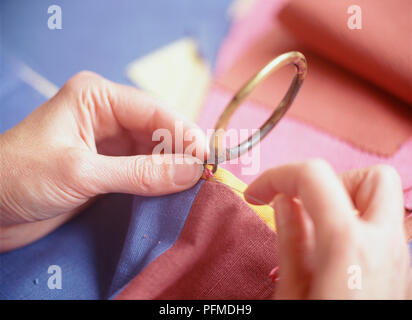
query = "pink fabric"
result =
(216, 26, 412, 156)
(205, 0, 412, 202)
(214, 0, 412, 156)
(198, 86, 412, 202)
(215, 0, 286, 75)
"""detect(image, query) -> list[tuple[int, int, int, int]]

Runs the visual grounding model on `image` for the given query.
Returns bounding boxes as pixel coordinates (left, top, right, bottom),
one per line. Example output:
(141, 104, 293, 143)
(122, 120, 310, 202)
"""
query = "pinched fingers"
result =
(245, 159, 356, 241)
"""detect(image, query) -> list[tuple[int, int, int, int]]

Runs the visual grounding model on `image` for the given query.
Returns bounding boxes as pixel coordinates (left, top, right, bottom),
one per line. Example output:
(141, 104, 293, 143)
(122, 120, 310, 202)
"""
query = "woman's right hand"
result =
(245, 160, 412, 299)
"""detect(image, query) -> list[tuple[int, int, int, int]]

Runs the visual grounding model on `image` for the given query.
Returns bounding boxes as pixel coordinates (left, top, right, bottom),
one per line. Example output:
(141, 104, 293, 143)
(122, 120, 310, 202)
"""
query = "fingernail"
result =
(173, 158, 203, 186)
(273, 194, 292, 228)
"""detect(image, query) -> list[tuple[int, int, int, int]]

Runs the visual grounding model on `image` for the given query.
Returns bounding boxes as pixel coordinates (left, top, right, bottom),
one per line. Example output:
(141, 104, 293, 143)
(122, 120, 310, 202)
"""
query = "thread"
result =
(268, 266, 280, 283)
(203, 167, 214, 179)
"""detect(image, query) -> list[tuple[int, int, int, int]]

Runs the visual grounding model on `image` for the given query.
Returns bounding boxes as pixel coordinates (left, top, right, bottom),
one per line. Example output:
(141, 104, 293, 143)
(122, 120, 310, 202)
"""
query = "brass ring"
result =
(208, 51, 307, 173)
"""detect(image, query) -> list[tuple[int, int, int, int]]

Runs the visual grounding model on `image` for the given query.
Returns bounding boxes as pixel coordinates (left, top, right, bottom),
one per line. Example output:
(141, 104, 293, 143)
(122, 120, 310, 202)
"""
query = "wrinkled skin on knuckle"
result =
(60, 71, 116, 149)
(128, 157, 171, 193)
(62, 71, 111, 113)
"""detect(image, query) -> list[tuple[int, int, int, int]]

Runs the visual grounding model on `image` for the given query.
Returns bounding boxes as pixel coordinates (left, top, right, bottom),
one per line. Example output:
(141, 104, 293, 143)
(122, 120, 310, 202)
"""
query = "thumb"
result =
(88, 153, 204, 196)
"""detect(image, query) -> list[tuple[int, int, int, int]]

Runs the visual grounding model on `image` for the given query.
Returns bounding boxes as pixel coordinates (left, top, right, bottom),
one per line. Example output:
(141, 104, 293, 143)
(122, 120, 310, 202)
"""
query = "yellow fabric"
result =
(203, 166, 276, 231)
(126, 38, 211, 121)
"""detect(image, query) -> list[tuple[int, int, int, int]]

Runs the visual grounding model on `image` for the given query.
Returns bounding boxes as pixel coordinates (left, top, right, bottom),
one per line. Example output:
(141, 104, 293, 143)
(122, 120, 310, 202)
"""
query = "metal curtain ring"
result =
(208, 51, 307, 173)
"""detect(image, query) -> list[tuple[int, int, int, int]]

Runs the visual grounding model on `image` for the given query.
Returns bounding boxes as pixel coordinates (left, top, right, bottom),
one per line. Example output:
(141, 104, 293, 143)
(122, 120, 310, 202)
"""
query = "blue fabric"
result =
(0, 52, 206, 299)
(0, 181, 204, 300)
(0, 0, 226, 299)
(0, 0, 232, 87)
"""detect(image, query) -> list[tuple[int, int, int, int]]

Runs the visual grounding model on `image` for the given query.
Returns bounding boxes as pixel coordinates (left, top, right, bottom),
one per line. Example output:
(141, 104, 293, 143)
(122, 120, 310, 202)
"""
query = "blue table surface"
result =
(0, 0, 232, 131)
(0, 0, 232, 87)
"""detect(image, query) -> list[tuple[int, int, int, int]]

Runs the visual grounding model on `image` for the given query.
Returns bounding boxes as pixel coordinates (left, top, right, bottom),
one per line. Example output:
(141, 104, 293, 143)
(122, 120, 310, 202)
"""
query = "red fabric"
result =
(279, 0, 412, 105)
(115, 180, 278, 299)
(216, 1, 412, 156)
